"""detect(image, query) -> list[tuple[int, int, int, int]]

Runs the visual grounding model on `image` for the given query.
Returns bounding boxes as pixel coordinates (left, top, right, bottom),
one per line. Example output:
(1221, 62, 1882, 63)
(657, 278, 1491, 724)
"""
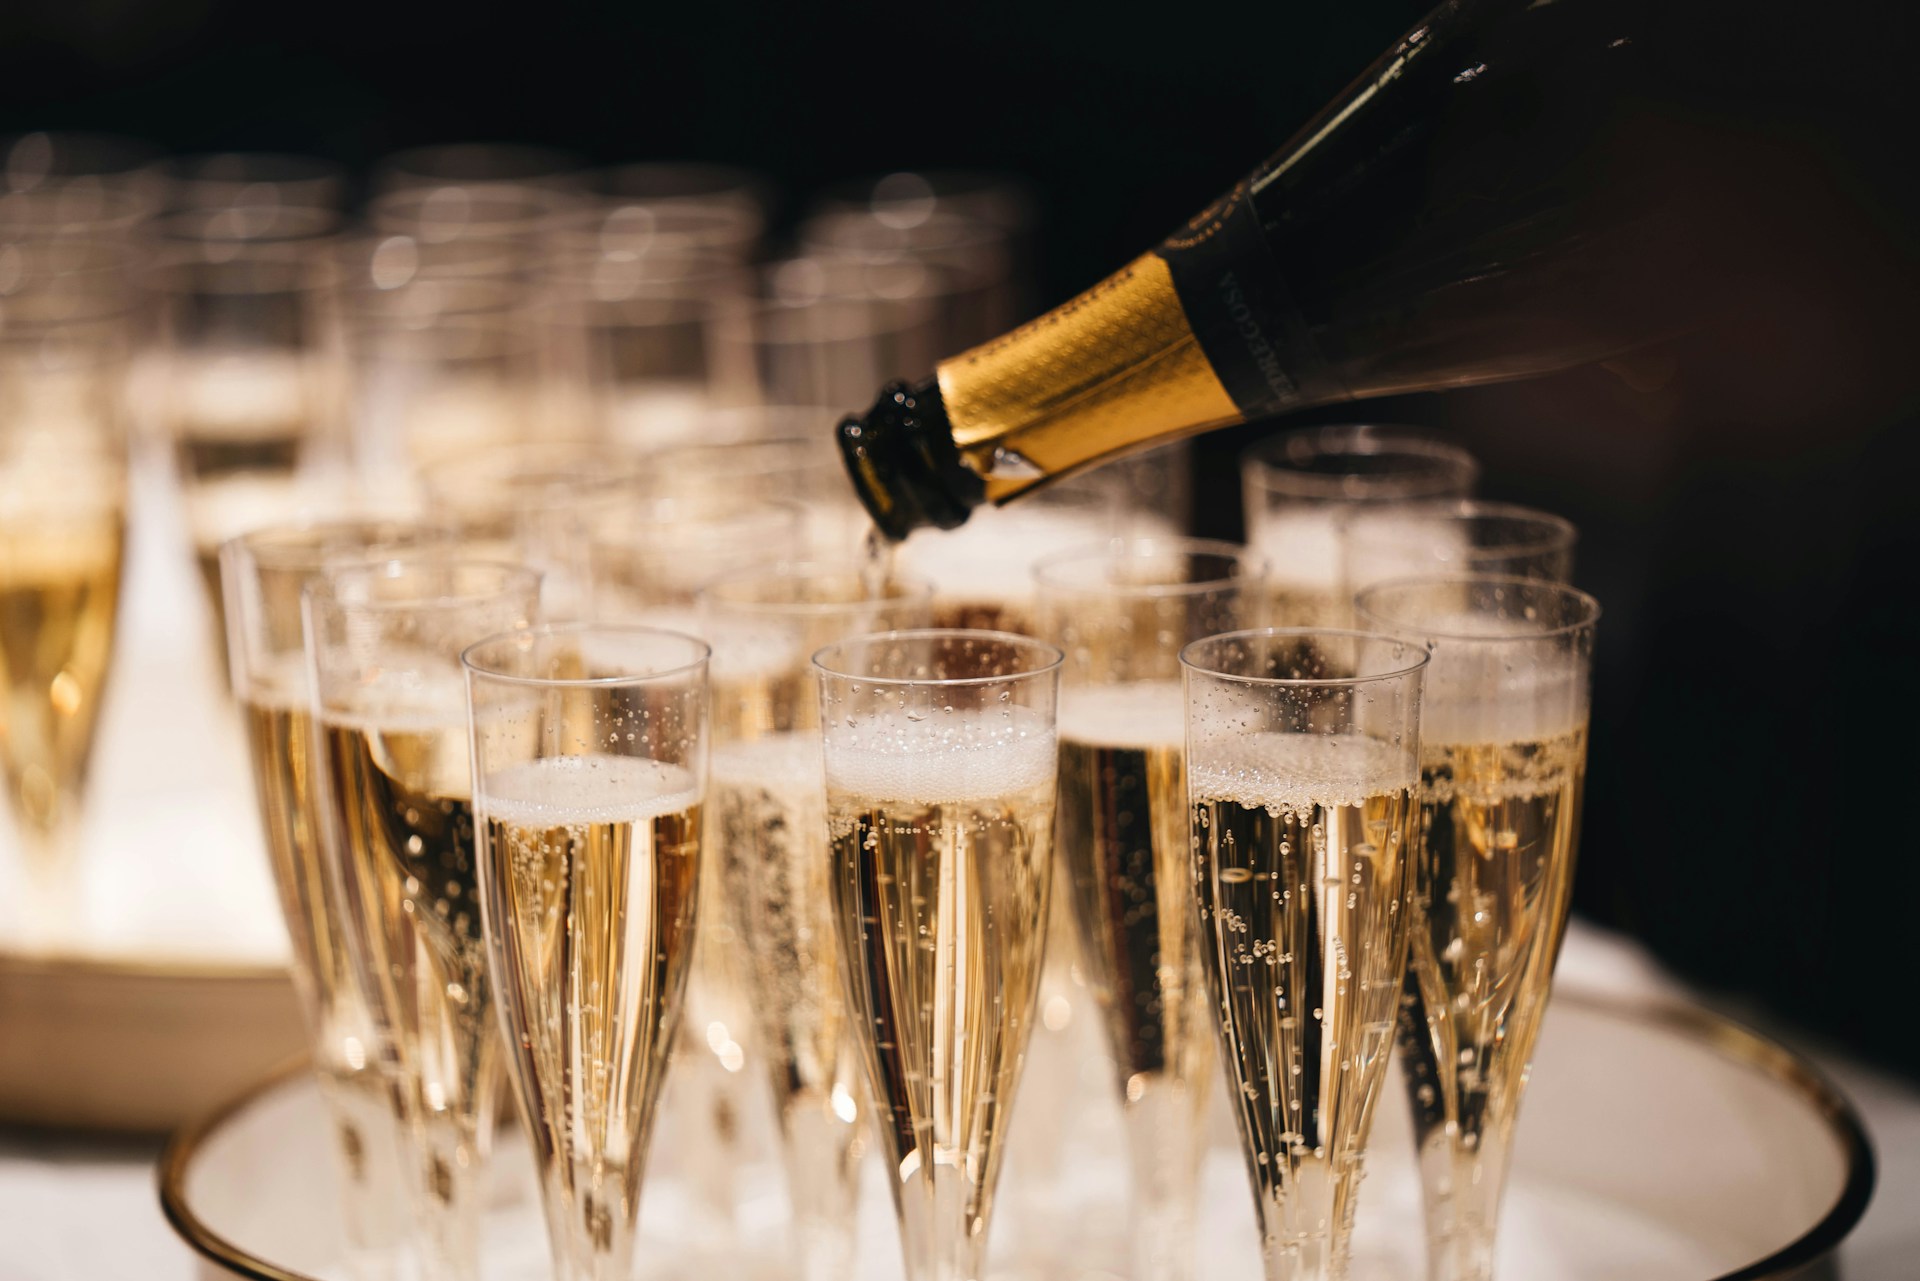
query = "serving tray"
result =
(159, 994, 1872, 1281)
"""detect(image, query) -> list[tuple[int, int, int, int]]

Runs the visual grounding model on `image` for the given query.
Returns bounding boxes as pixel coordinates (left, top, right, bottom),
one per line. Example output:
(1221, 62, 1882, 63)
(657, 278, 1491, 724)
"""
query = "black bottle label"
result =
(1156, 176, 1335, 418)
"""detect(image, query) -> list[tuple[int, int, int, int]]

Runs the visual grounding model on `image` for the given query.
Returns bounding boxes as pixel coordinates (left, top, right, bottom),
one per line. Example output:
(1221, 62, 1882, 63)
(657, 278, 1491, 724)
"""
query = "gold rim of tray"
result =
(156, 994, 1876, 1281)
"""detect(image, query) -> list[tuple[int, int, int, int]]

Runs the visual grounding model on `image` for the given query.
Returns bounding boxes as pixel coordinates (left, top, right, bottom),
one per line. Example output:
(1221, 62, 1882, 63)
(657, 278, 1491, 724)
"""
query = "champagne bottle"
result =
(838, 0, 1759, 539)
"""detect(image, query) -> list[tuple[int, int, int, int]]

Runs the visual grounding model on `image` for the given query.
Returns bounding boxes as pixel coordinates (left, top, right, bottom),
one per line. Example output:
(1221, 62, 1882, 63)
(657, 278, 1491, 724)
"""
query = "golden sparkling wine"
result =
(0, 515, 123, 861)
(1190, 734, 1416, 1277)
(1055, 683, 1214, 1272)
(826, 712, 1056, 1281)
(240, 679, 407, 1256)
(170, 356, 318, 676)
(320, 712, 496, 1278)
(1398, 724, 1588, 1279)
(480, 754, 702, 1281)
(711, 732, 865, 1277)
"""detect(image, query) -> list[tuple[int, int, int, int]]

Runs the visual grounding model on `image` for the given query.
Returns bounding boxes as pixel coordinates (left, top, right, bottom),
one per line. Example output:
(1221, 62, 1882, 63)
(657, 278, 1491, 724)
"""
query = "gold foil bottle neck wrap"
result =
(935, 254, 1242, 502)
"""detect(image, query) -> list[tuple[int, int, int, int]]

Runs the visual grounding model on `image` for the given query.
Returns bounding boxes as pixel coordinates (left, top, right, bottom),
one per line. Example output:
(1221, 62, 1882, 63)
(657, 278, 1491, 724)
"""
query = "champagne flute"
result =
(697, 561, 932, 1281)
(1180, 628, 1427, 1281)
(304, 558, 540, 1281)
(220, 520, 449, 1279)
(0, 281, 131, 940)
(1241, 426, 1479, 629)
(587, 489, 807, 618)
(419, 440, 647, 619)
(539, 243, 751, 451)
(894, 485, 1174, 634)
(149, 208, 344, 678)
(583, 485, 809, 1239)
(464, 623, 709, 1281)
(1031, 538, 1265, 1281)
(1353, 576, 1598, 1281)
(1341, 500, 1576, 600)
(813, 628, 1063, 1281)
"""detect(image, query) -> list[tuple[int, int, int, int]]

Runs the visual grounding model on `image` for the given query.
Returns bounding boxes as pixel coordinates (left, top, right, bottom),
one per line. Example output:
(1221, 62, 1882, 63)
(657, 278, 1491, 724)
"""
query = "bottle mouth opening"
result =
(835, 378, 982, 541)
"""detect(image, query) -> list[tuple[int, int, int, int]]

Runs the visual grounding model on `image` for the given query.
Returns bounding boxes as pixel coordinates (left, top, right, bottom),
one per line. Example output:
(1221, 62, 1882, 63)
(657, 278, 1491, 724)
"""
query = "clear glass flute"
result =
(586, 490, 806, 620)
(697, 562, 932, 1281)
(541, 247, 749, 451)
(340, 276, 568, 504)
(580, 487, 807, 1239)
(1341, 500, 1577, 599)
(1032, 538, 1266, 1281)
(419, 440, 647, 619)
(1353, 577, 1599, 1281)
(161, 152, 348, 220)
(0, 131, 166, 217)
(893, 484, 1174, 635)
(220, 520, 448, 1280)
(640, 434, 869, 560)
(371, 143, 586, 196)
(794, 210, 1013, 353)
(710, 288, 942, 422)
(1241, 426, 1480, 629)
(1181, 628, 1427, 1281)
(584, 161, 775, 229)
(0, 285, 132, 940)
(464, 623, 709, 1281)
(813, 629, 1063, 1281)
(149, 208, 343, 677)
(304, 558, 541, 1281)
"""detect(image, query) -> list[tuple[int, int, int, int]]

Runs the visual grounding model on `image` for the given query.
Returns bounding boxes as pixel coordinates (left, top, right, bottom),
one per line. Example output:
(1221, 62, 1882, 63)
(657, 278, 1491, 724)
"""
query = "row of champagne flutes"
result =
(207, 418, 1594, 1281)
(0, 133, 1035, 938)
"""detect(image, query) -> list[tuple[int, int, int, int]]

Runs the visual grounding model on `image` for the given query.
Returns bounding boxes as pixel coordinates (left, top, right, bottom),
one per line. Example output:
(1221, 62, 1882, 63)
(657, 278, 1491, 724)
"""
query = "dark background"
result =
(5, 0, 1917, 1073)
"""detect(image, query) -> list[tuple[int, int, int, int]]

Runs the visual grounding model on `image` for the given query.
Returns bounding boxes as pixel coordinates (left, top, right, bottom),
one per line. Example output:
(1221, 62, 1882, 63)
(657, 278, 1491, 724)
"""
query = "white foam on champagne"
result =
(897, 501, 1176, 607)
(244, 651, 314, 710)
(1189, 732, 1414, 813)
(484, 754, 700, 826)
(710, 732, 822, 791)
(321, 662, 470, 734)
(1057, 682, 1185, 750)
(826, 705, 1056, 803)
(1416, 619, 1590, 746)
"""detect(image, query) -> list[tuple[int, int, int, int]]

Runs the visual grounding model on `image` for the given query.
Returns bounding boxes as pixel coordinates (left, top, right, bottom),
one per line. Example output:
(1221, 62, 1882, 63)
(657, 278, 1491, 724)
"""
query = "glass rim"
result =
(220, 518, 450, 572)
(738, 291, 938, 343)
(1031, 536, 1268, 600)
(365, 183, 575, 236)
(697, 560, 936, 618)
(1353, 573, 1602, 642)
(588, 492, 806, 536)
(808, 169, 1037, 229)
(373, 142, 586, 191)
(147, 206, 341, 246)
(461, 621, 710, 688)
(419, 442, 645, 508)
(1345, 499, 1578, 556)
(1179, 627, 1431, 689)
(305, 557, 541, 614)
(585, 161, 774, 214)
(1240, 424, 1479, 498)
(812, 627, 1064, 689)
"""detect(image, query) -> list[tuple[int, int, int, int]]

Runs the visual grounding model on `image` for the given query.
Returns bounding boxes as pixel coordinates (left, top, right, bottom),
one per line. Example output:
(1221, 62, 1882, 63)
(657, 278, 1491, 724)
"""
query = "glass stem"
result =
(897, 1173, 988, 1281)
(15, 818, 83, 946)
(1416, 1126, 1509, 1281)
(1123, 1082, 1208, 1281)
(536, 1155, 644, 1281)
(406, 1088, 495, 1281)
(1252, 1154, 1373, 1281)
(314, 1070, 412, 1281)
(778, 1095, 864, 1281)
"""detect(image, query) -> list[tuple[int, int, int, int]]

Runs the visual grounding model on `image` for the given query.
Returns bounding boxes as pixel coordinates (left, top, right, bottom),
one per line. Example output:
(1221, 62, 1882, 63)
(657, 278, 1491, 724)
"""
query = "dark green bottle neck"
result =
(836, 379, 986, 542)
